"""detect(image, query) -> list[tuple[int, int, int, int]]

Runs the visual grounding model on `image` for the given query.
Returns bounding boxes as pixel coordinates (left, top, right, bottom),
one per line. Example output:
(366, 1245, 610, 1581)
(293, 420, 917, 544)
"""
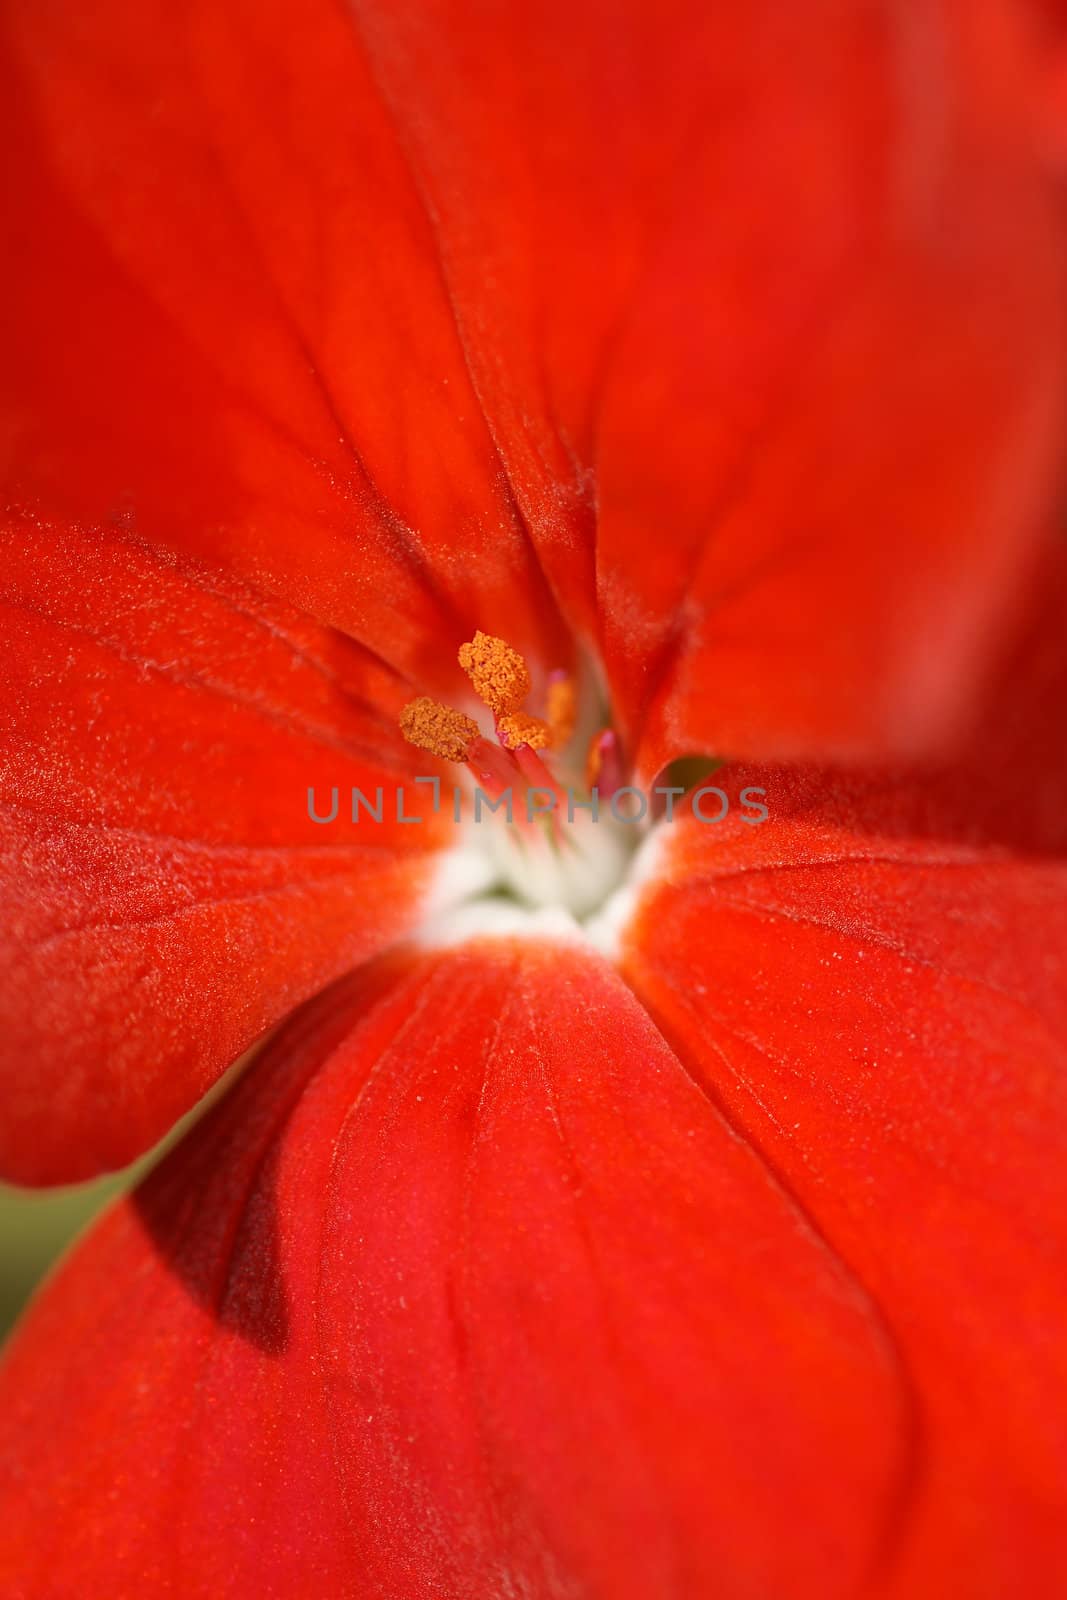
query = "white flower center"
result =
(420, 800, 664, 957)
(397, 629, 670, 954)
(485, 805, 635, 917)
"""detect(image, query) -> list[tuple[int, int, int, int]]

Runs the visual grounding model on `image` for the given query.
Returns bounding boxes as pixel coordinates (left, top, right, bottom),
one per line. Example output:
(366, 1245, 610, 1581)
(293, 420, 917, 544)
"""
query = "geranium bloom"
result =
(2, 0, 1067, 1595)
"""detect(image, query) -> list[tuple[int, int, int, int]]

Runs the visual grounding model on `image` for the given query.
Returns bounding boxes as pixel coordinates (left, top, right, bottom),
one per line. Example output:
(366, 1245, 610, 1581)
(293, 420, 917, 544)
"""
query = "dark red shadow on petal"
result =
(126, 986, 357, 1356)
(132, 1112, 293, 1358)
(125, 956, 415, 1356)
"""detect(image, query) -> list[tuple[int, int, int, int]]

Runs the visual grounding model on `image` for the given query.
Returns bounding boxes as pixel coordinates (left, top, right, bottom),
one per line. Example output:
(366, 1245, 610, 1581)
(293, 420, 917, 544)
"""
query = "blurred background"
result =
(0, 1174, 131, 1345)
(0, 1068, 240, 1345)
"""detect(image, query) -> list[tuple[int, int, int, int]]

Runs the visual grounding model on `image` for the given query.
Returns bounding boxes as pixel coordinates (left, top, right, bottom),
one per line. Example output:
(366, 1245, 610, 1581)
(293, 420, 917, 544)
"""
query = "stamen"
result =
(397, 640, 640, 921)
(465, 736, 518, 798)
(546, 672, 577, 748)
(399, 696, 481, 762)
(458, 630, 531, 715)
(513, 742, 566, 797)
(512, 743, 569, 848)
(586, 728, 624, 798)
(497, 711, 552, 751)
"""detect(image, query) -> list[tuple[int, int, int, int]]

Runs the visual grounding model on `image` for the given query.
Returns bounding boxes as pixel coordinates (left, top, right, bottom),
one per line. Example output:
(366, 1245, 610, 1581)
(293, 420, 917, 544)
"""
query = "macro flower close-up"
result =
(2, 1, 1067, 1595)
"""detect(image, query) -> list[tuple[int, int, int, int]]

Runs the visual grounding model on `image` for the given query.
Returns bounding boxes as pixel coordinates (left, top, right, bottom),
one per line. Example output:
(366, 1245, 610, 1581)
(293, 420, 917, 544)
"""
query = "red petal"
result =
(621, 563, 1067, 1592)
(3, 1, 1064, 751)
(1, 943, 916, 1598)
(338, 0, 1067, 763)
(0, 0, 564, 684)
(0, 516, 445, 1184)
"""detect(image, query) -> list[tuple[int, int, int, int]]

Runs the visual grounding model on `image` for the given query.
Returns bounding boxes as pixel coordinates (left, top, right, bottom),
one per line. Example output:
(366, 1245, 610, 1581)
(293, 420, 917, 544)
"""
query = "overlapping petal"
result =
(621, 555, 1067, 1594)
(3, 549, 1065, 1591)
(0, 0, 564, 688)
(3, 0, 1063, 757)
(0, 515, 449, 1184)
(0, 941, 914, 1600)
(1, 3, 1065, 1588)
(354, 0, 1067, 766)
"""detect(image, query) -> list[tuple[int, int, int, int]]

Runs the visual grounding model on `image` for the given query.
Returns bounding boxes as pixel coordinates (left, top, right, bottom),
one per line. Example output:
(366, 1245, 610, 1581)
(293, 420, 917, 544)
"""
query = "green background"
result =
(0, 1175, 128, 1345)
(0, 1078, 233, 1346)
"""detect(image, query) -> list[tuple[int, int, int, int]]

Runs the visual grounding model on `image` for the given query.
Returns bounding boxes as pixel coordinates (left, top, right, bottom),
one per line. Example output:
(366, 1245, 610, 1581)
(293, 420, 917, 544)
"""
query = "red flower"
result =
(2, 1, 1067, 1595)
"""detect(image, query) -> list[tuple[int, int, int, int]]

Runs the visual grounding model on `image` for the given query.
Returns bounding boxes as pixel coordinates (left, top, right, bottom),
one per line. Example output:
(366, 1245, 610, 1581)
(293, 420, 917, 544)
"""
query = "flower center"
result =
(400, 631, 643, 925)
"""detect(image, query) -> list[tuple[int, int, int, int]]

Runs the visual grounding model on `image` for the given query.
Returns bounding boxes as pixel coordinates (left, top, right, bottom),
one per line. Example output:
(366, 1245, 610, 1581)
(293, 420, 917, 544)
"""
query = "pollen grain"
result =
(457, 631, 531, 715)
(496, 711, 552, 751)
(399, 697, 480, 763)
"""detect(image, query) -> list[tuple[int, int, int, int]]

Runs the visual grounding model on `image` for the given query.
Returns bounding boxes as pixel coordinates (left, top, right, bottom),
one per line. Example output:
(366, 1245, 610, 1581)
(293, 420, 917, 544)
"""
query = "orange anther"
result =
(457, 631, 532, 716)
(399, 697, 481, 762)
(497, 711, 552, 751)
(546, 675, 577, 748)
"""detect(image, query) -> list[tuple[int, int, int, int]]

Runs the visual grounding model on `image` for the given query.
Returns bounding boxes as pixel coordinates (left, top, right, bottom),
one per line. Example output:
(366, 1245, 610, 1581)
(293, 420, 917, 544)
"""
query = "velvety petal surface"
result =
(0, 515, 448, 1184)
(622, 557, 1067, 1595)
(0, 941, 918, 1600)
(352, 0, 1067, 769)
(3, 0, 1064, 755)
